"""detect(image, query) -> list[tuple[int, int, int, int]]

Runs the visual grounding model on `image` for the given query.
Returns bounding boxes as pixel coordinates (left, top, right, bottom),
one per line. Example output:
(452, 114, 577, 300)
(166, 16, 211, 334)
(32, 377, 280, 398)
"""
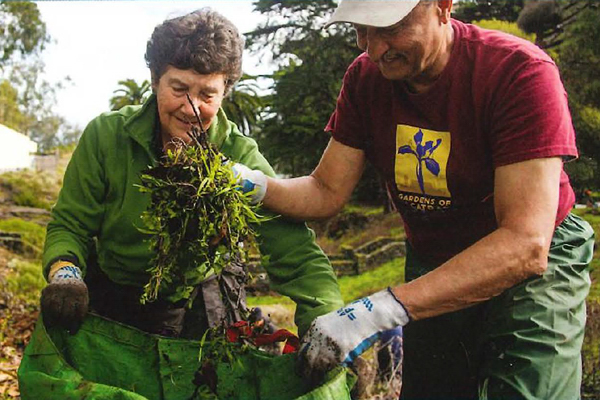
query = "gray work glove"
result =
(231, 163, 267, 205)
(40, 261, 89, 334)
(298, 288, 409, 382)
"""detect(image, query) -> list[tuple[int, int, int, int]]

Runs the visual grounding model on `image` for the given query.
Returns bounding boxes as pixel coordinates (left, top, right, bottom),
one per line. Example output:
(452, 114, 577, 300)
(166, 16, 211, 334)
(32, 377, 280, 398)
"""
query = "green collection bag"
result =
(18, 314, 355, 400)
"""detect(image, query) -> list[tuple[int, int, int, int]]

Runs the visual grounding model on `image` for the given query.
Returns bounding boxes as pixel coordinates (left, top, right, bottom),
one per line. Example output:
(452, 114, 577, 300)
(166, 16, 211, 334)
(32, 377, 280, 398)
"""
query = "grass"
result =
(582, 301, 600, 397)
(570, 207, 600, 398)
(246, 257, 406, 333)
(338, 257, 405, 303)
(4, 258, 45, 304)
(0, 218, 46, 258)
(247, 295, 294, 307)
(309, 206, 405, 255)
(572, 208, 600, 301)
(0, 169, 60, 210)
(343, 203, 385, 217)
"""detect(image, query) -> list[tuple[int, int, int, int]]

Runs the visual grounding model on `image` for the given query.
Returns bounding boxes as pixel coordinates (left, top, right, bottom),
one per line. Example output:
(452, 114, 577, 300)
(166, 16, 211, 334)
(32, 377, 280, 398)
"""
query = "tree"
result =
(0, 0, 49, 66)
(1, 1, 72, 151)
(245, 0, 394, 204)
(0, 79, 26, 130)
(59, 123, 82, 148)
(516, 1, 600, 190)
(247, 0, 360, 175)
(456, 1, 600, 191)
(517, 1, 595, 49)
(453, 0, 525, 23)
(221, 74, 265, 136)
(0, 1, 49, 134)
(5, 59, 71, 151)
(109, 79, 151, 111)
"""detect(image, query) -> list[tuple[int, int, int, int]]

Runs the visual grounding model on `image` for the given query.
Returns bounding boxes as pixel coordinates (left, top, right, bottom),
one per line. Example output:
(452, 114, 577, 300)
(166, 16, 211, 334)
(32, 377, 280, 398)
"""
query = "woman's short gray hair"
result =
(145, 8, 244, 95)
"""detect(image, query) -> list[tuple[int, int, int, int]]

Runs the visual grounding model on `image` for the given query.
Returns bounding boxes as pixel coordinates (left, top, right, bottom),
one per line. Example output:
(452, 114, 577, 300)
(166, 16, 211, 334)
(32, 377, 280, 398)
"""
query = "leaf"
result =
(197, 328, 211, 362)
(397, 145, 415, 155)
(429, 139, 442, 155)
(424, 141, 433, 153)
(424, 158, 441, 176)
(413, 129, 424, 145)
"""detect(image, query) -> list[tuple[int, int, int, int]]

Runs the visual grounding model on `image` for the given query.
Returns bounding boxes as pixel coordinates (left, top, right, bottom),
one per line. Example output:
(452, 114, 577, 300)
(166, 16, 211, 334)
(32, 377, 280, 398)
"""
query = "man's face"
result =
(153, 66, 226, 144)
(354, 3, 443, 81)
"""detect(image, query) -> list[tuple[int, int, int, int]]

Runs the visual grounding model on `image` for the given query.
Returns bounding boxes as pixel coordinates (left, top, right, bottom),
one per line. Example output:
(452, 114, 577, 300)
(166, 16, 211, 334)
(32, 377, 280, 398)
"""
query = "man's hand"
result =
(298, 288, 410, 380)
(231, 163, 267, 205)
(40, 261, 88, 334)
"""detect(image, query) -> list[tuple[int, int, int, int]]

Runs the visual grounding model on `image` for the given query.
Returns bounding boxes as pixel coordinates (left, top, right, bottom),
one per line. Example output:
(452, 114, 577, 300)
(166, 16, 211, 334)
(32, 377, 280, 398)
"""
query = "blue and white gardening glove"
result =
(299, 288, 410, 379)
(231, 163, 267, 205)
(40, 261, 89, 334)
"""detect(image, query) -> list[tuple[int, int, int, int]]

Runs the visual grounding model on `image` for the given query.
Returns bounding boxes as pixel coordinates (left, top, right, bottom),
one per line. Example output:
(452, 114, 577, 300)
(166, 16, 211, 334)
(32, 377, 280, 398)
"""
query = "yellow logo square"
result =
(395, 125, 451, 198)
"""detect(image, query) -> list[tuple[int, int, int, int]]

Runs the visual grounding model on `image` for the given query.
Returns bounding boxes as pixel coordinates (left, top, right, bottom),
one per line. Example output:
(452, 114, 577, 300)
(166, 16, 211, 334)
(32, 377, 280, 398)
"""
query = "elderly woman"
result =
(18, 9, 343, 399)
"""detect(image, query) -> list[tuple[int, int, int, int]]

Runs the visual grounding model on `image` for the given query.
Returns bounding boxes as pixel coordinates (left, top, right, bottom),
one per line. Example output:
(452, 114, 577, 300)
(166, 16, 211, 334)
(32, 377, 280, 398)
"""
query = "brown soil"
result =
(0, 247, 38, 399)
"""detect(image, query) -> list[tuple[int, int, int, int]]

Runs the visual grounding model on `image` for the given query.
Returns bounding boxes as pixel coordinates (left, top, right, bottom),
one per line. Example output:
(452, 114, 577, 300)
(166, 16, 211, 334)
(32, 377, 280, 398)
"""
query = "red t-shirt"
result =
(326, 19, 577, 264)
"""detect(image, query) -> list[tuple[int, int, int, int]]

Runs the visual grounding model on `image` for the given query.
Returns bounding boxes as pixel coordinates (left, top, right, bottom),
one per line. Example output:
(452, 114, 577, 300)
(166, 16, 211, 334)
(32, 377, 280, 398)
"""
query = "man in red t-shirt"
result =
(234, 1, 595, 398)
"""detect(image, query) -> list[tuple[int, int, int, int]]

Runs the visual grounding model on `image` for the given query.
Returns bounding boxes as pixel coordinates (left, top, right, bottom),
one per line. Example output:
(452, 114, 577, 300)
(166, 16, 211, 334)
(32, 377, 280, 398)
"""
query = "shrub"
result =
(5, 258, 45, 305)
(582, 300, 600, 398)
(0, 169, 60, 210)
(0, 218, 46, 258)
(338, 258, 405, 302)
(475, 19, 536, 42)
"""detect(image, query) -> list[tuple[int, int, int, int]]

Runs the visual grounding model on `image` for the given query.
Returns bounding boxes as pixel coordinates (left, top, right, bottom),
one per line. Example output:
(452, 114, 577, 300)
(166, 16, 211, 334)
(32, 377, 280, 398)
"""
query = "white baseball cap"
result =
(325, 0, 421, 28)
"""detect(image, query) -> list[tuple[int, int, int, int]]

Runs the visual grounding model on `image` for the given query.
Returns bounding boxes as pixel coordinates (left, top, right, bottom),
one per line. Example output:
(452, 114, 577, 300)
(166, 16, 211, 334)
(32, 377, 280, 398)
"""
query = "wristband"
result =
(48, 261, 82, 282)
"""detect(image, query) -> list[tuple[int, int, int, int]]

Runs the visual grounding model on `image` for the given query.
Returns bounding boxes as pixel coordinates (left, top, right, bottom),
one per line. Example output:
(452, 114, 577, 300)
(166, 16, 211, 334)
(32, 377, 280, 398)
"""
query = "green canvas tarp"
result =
(18, 314, 355, 400)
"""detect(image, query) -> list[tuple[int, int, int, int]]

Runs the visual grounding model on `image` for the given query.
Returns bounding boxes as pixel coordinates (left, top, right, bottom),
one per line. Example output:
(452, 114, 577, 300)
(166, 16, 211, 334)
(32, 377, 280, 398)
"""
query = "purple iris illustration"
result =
(397, 129, 442, 194)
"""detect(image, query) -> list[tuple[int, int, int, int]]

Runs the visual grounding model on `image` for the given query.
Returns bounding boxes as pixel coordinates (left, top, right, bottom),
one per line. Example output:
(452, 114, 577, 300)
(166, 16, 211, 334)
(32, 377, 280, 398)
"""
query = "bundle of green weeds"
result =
(137, 96, 265, 304)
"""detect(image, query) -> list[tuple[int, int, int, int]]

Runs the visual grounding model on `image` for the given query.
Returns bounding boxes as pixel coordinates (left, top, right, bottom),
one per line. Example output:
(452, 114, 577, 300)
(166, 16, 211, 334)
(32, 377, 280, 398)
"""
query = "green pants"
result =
(400, 213, 595, 400)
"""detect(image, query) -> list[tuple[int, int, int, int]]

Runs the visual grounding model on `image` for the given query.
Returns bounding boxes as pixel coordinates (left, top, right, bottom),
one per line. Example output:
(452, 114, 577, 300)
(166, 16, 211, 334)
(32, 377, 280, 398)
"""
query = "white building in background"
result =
(0, 123, 38, 172)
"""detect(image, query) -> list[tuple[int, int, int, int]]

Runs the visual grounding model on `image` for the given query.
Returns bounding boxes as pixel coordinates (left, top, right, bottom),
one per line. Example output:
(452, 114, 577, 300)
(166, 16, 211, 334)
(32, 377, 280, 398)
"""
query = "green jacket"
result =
(43, 95, 343, 334)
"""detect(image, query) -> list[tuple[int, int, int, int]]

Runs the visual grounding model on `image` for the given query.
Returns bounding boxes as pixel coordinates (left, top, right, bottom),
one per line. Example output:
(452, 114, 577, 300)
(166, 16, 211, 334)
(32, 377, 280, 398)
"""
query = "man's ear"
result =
(439, 0, 453, 23)
(354, 25, 367, 51)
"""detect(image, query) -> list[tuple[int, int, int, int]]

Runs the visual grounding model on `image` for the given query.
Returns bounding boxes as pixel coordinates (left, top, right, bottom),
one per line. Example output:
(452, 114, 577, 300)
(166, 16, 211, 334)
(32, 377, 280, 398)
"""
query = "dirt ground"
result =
(0, 247, 38, 399)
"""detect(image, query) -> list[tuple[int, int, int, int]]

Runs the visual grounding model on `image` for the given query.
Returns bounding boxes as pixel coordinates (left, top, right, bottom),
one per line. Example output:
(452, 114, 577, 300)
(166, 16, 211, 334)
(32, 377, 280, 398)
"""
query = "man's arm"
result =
(393, 157, 562, 319)
(225, 132, 348, 335)
(262, 138, 366, 220)
(298, 156, 562, 375)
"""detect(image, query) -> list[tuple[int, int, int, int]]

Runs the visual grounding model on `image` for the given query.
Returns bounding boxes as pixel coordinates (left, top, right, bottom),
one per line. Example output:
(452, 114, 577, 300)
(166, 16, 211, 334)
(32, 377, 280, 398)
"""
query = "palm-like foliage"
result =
(109, 78, 151, 111)
(221, 74, 264, 136)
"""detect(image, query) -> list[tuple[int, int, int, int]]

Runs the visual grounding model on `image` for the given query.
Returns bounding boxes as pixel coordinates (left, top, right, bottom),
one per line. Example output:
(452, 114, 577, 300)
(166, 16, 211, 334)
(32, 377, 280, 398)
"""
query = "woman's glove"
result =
(231, 163, 267, 204)
(298, 288, 410, 379)
(40, 261, 89, 334)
